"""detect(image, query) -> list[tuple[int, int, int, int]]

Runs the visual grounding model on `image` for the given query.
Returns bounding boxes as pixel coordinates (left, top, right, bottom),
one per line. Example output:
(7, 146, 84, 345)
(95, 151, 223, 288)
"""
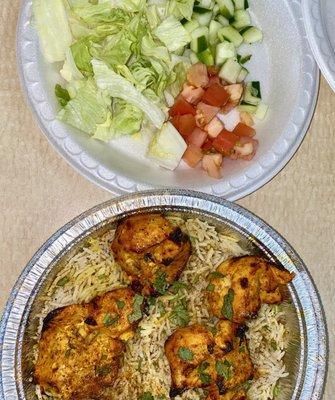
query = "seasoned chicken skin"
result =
(165, 324, 216, 391)
(165, 324, 253, 396)
(34, 288, 140, 399)
(111, 214, 191, 295)
(207, 256, 294, 323)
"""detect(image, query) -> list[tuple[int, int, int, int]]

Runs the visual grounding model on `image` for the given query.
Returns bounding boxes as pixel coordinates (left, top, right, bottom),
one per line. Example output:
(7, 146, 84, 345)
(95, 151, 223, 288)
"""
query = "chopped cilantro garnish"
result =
(270, 340, 278, 351)
(116, 299, 125, 309)
(170, 299, 190, 327)
(177, 347, 194, 361)
(221, 289, 234, 320)
(153, 271, 169, 295)
(209, 271, 226, 279)
(215, 359, 232, 380)
(57, 276, 69, 287)
(170, 281, 188, 294)
(128, 294, 144, 323)
(147, 296, 157, 307)
(157, 300, 166, 316)
(273, 384, 280, 397)
(198, 361, 211, 384)
(205, 283, 215, 292)
(139, 392, 154, 400)
(95, 364, 112, 376)
(103, 314, 119, 326)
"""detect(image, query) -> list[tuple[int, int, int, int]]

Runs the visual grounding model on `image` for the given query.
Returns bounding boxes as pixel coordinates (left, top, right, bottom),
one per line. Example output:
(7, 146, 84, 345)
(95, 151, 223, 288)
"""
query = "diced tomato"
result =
(233, 136, 258, 160)
(221, 102, 236, 115)
(212, 129, 239, 153)
(201, 83, 230, 107)
(204, 117, 224, 139)
(171, 115, 180, 130)
(202, 138, 214, 152)
(208, 75, 221, 86)
(187, 63, 209, 88)
(207, 65, 219, 76)
(202, 153, 223, 179)
(187, 128, 208, 148)
(233, 122, 256, 138)
(176, 114, 196, 138)
(239, 111, 254, 127)
(224, 84, 243, 106)
(169, 97, 196, 117)
(183, 145, 203, 168)
(196, 102, 220, 127)
(181, 83, 205, 105)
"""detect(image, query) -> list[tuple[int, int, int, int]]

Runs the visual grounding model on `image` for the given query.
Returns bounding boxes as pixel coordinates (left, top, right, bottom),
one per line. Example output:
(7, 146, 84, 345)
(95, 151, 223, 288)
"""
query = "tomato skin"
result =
(233, 122, 256, 138)
(212, 129, 239, 153)
(183, 145, 203, 168)
(174, 114, 196, 138)
(187, 128, 208, 148)
(169, 97, 196, 116)
(187, 63, 209, 88)
(201, 83, 230, 107)
(202, 138, 214, 152)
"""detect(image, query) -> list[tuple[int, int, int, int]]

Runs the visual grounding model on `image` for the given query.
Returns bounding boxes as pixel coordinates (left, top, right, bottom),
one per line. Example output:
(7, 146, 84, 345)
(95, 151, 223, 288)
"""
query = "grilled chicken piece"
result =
(215, 338, 254, 391)
(165, 323, 253, 396)
(111, 213, 191, 295)
(165, 325, 216, 391)
(213, 320, 239, 353)
(34, 288, 140, 399)
(207, 256, 294, 323)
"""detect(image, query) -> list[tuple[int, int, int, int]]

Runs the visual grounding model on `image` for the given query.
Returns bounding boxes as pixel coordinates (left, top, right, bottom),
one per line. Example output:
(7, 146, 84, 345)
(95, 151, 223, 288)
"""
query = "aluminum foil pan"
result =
(0, 190, 328, 399)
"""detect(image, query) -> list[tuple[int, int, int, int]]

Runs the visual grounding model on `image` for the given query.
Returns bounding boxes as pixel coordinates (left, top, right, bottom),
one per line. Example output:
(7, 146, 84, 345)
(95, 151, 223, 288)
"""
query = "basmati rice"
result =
(35, 217, 290, 400)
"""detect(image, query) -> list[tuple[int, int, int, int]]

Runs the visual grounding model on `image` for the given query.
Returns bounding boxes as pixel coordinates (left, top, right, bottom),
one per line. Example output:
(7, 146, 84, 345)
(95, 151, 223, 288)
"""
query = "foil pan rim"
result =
(0, 189, 328, 399)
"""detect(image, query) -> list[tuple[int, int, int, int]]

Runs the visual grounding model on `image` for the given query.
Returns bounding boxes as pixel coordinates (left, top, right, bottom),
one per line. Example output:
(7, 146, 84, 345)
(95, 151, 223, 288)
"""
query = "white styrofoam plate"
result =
(303, 0, 335, 92)
(17, 0, 319, 200)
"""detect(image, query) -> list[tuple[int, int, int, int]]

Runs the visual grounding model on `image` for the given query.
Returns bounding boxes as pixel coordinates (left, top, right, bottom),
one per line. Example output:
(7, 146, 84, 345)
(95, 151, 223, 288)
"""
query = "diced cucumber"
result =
(197, 48, 214, 65)
(250, 81, 261, 98)
(243, 82, 261, 105)
(233, 0, 248, 10)
(183, 20, 200, 34)
(194, 9, 213, 26)
(237, 67, 248, 82)
(241, 26, 263, 44)
(255, 102, 268, 120)
(215, 41, 236, 65)
(198, 0, 215, 9)
(216, 15, 230, 26)
(218, 26, 243, 47)
(215, 0, 234, 18)
(237, 54, 252, 64)
(191, 35, 209, 53)
(219, 57, 242, 83)
(189, 51, 199, 64)
(190, 26, 209, 41)
(209, 20, 222, 44)
(238, 102, 257, 113)
(231, 10, 251, 29)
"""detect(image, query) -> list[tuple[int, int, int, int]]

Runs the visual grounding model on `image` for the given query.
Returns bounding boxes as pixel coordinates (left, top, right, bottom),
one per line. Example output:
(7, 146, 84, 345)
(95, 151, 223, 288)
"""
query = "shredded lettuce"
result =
(153, 16, 191, 52)
(168, 0, 195, 21)
(60, 48, 84, 82)
(92, 59, 166, 129)
(58, 79, 109, 135)
(33, 0, 72, 62)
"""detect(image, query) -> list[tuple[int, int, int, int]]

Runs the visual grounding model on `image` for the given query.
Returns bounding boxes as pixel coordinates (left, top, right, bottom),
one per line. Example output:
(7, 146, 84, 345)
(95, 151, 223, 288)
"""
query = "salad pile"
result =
(33, 0, 267, 178)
